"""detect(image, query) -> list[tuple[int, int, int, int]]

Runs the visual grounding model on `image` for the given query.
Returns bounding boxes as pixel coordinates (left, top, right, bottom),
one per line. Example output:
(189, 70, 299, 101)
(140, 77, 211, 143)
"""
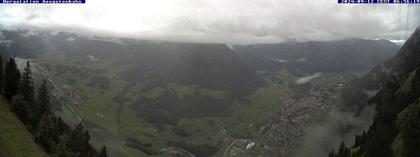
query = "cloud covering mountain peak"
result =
(0, 0, 419, 44)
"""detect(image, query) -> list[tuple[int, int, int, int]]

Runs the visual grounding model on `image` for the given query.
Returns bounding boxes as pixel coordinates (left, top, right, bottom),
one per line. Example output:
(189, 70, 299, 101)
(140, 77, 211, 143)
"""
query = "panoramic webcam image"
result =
(0, 0, 420, 157)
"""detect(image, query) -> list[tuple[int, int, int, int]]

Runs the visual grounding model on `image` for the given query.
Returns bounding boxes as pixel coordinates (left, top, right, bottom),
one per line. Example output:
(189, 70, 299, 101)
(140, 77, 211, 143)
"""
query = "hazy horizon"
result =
(1, 0, 419, 44)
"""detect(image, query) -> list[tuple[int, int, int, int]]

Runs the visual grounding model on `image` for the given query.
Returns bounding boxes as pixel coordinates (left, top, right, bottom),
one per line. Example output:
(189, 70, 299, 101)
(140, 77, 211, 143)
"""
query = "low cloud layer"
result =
(0, 0, 419, 44)
(295, 72, 322, 85)
(294, 105, 376, 157)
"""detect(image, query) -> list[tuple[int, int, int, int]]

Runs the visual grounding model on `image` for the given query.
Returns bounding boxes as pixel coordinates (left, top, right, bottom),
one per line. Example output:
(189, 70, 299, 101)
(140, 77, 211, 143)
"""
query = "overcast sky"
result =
(0, 0, 419, 44)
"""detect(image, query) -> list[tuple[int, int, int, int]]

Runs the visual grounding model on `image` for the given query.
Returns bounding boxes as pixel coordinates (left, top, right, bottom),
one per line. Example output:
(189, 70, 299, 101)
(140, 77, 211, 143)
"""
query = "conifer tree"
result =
(68, 123, 85, 153)
(38, 79, 50, 116)
(329, 151, 335, 157)
(21, 61, 38, 127)
(11, 94, 34, 128)
(82, 131, 94, 157)
(4, 57, 21, 101)
(22, 61, 35, 106)
(99, 146, 108, 157)
(57, 117, 71, 135)
(51, 142, 75, 157)
(337, 142, 350, 157)
(35, 113, 58, 154)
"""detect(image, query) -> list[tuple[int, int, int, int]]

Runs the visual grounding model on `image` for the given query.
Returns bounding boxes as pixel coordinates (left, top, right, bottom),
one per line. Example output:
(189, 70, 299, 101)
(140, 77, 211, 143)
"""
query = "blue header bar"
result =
(339, 0, 420, 3)
(0, 0, 85, 3)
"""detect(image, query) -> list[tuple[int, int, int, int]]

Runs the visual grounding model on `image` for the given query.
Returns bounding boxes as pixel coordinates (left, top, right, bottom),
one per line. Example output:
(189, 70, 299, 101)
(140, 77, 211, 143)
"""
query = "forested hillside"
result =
(0, 55, 107, 157)
(330, 27, 420, 157)
(0, 97, 47, 157)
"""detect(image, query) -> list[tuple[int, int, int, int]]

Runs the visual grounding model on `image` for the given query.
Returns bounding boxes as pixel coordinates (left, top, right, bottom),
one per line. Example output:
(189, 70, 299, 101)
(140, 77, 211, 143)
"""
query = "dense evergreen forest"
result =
(0, 55, 108, 157)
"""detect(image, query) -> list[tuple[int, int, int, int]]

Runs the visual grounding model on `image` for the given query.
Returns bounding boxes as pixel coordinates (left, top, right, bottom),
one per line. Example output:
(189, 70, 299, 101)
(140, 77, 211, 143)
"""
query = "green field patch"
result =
(167, 83, 228, 99)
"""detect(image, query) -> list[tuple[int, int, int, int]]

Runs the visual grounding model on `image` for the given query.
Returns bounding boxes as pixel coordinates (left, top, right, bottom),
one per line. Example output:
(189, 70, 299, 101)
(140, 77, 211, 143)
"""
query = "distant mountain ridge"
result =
(0, 29, 400, 79)
(234, 39, 399, 75)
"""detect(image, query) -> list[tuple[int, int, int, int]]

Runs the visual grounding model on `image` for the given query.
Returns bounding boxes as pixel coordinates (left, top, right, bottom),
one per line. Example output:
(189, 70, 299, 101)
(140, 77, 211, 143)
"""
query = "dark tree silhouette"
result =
(99, 146, 108, 157)
(21, 61, 35, 107)
(11, 94, 34, 128)
(38, 79, 50, 116)
(21, 61, 38, 127)
(4, 57, 21, 101)
(35, 113, 58, 154)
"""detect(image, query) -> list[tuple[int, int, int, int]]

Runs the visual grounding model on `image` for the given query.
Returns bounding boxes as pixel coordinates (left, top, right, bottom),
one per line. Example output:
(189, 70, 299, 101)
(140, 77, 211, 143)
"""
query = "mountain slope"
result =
(331, 27, 420, 157)
(0, 97, 47, 157)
